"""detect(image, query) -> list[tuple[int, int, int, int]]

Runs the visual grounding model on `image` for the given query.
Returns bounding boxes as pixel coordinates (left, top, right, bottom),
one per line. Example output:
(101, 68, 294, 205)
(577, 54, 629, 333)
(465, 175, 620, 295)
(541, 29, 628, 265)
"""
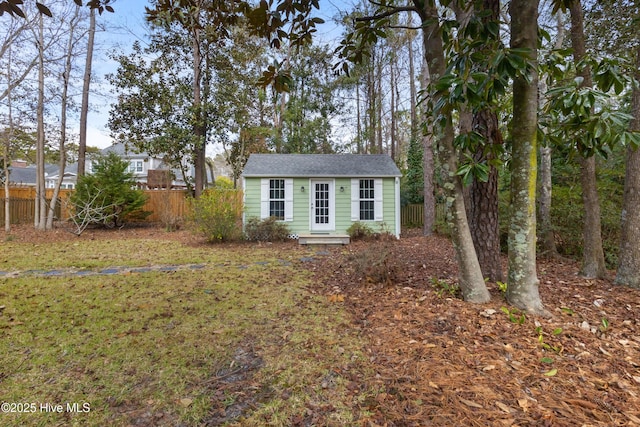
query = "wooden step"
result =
(298, 234, 350, 245)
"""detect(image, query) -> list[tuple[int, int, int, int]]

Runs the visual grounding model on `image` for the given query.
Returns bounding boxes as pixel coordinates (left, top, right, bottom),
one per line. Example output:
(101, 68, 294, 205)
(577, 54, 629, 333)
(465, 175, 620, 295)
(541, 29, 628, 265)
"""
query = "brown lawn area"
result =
(3, 224, 640, 426)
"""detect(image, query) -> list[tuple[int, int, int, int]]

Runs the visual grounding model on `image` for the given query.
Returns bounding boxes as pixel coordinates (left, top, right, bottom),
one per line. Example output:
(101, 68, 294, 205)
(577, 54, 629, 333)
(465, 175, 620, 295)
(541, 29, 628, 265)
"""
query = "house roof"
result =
(102, 142, 149, 158)
(242, 154, 401, 178)
(8, 166, 37, 185)
(8, 164, 58, 185)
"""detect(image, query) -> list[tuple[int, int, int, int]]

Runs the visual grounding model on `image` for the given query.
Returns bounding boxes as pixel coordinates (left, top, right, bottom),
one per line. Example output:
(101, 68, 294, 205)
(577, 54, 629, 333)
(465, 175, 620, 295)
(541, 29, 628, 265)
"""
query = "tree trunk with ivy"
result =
(615, 46, 640, 288)
(416, 0, 490, 303)
(506, 0, 546, 314)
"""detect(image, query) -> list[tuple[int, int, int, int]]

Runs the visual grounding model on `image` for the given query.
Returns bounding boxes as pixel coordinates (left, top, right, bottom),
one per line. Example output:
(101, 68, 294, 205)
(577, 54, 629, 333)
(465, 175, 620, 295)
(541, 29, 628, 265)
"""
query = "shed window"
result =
(351, 178, 383, 222)
(261, 178, 293, 221)
(269, 179, 285, 220)
(359, 179, 375, 220)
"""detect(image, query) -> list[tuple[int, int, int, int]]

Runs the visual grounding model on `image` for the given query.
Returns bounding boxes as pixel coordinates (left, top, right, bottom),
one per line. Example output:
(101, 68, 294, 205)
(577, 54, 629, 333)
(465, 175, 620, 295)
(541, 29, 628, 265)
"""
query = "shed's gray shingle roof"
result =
(242, 154, 401, 178)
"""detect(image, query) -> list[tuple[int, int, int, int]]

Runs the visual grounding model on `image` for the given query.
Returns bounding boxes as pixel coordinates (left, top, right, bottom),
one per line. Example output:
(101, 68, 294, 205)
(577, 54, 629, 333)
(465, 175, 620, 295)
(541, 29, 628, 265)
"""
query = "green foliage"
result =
(346, 221, 374, 240)
(214, 176, 234, 189)
(496, 281, 508, 294)
(107, 39, 209, 195)
(540, 54, 640, 157)
(550, 179, 622, 268)
(501, 306, 526, 324)
(535, 326, 563, 354)
(401, 137, 424, 205)
(244, 216, 291, 242)
(70, 152, 149, 228)
(431, 278, 460, 298)
(188, 189, 244, 243)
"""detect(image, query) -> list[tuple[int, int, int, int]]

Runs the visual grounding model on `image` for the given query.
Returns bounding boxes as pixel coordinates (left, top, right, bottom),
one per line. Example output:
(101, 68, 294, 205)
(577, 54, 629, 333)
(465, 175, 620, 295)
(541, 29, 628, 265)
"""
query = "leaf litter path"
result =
(0, 255, 327, 279)
(307, 229, 640, 426)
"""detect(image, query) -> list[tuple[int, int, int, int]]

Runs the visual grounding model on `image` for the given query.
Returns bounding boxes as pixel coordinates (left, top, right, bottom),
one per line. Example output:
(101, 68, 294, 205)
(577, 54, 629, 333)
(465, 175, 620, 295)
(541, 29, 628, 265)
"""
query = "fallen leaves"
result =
(311, 229, 640, 426)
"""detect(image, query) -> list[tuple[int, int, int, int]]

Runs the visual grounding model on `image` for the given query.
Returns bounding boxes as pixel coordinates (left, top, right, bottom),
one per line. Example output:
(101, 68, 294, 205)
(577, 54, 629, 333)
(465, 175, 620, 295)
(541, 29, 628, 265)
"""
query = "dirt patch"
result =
(203, 345, 269, 426)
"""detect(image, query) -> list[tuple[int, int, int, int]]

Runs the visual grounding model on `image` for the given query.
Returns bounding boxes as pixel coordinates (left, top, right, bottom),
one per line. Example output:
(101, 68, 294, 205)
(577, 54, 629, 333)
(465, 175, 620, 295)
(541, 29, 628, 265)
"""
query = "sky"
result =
(86, 0, 353, 151)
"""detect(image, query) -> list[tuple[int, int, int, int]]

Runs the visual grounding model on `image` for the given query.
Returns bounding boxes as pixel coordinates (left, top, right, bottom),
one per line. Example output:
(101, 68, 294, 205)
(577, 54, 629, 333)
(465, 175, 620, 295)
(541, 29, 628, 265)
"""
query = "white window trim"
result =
(351, 178, 383, 221)
(260, 178, 293, 221)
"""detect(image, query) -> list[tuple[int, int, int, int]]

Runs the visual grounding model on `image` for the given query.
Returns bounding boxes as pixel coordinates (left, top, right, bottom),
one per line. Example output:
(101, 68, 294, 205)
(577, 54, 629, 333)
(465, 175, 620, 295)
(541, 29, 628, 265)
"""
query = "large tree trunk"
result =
(568, 0, 607, 278)
(506, 0, 546, 314)
(416, 0, 489, 303)
(614, 46, 640, 287)
(77, 7, 96, 179)
(465, 0, 504, 282)
(421, 58, 435, 236)
(469, 109, 504, 282)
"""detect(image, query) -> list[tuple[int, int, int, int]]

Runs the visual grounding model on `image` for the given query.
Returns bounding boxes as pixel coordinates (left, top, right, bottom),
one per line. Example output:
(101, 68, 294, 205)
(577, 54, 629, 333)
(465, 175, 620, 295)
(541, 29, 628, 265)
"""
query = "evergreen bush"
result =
(70, 152, 149, 230)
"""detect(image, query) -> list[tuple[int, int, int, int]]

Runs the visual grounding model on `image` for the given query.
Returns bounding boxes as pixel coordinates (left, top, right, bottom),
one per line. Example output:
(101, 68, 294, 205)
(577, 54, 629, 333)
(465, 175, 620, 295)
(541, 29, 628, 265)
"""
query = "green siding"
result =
(243, 176, 397, 236)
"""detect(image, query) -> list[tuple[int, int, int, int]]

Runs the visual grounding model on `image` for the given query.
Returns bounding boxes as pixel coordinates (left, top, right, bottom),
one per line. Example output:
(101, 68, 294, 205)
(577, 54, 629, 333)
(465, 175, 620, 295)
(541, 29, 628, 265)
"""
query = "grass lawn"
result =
(0, 238, 373, 426)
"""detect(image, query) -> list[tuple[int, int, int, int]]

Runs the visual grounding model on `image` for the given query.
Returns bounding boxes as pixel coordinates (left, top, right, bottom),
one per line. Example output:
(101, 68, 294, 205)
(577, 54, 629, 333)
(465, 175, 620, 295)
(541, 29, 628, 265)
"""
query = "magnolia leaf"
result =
(36, 2, 52, 16)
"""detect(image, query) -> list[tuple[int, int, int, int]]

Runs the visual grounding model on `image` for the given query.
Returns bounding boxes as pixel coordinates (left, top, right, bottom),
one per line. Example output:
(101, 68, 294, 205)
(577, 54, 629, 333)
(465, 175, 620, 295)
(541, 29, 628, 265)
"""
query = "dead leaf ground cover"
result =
(310, 228, 640, 426)
(1, 224, 640, 426)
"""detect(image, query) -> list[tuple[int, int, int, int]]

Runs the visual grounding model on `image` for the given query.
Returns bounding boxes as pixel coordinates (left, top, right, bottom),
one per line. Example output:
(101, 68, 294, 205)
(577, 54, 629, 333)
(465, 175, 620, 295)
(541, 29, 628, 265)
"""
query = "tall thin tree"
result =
(77, 5, 95, 179)
(507, 0, 547, 314)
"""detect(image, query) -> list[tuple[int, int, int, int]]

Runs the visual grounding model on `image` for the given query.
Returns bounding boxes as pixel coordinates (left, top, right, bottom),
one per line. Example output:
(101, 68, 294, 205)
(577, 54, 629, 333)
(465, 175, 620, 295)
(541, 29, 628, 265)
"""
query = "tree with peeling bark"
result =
(506, 0, 546, 314)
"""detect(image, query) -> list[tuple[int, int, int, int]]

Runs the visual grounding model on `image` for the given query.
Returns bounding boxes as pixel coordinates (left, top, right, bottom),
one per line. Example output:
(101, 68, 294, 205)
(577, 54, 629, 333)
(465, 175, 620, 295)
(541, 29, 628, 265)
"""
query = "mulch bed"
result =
(310, 229, 640, 426)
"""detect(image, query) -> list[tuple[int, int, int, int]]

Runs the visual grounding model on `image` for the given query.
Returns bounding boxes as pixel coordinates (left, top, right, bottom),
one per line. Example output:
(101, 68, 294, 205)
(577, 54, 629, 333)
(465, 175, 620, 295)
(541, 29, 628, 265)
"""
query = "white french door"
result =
(310, 180, 334, 231)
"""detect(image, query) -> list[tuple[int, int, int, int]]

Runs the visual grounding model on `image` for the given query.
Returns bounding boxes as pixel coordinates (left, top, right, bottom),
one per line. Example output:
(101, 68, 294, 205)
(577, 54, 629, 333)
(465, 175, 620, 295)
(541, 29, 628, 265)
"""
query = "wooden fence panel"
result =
(1, 188, 72, 224)
(1, 187, 190, 225)
(401, 203, 446, 228)
(141, 190, 190, 223)
(401, 204, 424, 227)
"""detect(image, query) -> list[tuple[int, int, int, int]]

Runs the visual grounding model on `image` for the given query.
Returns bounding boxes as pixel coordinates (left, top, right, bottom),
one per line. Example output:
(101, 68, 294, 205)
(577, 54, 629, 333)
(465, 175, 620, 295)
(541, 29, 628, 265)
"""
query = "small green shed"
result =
(241, 154, 402, 240)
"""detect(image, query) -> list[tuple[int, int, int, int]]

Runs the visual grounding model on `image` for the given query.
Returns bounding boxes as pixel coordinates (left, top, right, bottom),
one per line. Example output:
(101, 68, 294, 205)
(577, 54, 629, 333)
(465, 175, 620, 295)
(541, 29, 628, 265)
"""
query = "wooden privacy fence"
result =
(1, 187, 192, 225)
(400, 203, 446, 227)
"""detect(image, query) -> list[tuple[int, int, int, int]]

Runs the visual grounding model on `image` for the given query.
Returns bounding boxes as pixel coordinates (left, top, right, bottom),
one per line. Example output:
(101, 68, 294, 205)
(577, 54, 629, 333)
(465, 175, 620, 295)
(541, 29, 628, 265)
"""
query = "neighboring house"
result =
(8, 163, 58, 187)
(45, 163, 79, 189)
(96, 143, 189, 189)
(7, 165, 37, 187)
(42, 143, 191, 189)
(241, 154, 402, 239)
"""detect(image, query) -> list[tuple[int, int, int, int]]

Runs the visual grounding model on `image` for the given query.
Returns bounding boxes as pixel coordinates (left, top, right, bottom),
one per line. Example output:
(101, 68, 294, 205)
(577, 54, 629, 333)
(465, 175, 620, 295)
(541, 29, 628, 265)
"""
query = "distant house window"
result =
(359, 179, 375, 220)
(269, 179, 285, 220)
(129, 161, 143, 173)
